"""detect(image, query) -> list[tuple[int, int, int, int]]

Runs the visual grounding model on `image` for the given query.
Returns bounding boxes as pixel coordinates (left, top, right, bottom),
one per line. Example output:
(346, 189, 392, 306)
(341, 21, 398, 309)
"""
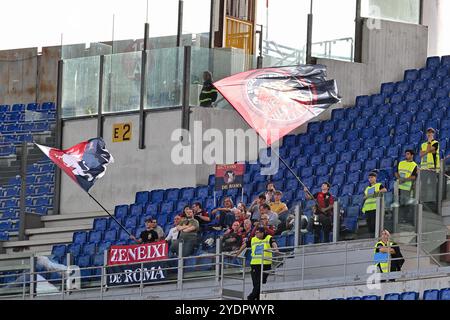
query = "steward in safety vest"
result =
(420, 128, 440, 170)
(395, 149, 418, 192)
(199, 71, 218, 107)
(235, 227, 279, 300)
(374, 229, 403, 274)
(362, 172, 387, 235)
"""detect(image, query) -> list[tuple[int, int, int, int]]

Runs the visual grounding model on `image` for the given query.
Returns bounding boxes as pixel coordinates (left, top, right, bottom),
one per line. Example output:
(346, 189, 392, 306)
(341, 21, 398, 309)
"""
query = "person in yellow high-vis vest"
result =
(420, 128, 440, 170)
(362, 172, 387, 237)
(235, 227, 278, 300)
(395, 149, 418, 224)
(374, 230, 404, 282)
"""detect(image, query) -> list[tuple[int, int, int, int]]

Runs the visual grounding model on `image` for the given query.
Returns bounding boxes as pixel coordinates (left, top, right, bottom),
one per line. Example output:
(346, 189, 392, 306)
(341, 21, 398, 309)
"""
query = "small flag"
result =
(214, 65, 340, 146)
(36, 138, 114, 192)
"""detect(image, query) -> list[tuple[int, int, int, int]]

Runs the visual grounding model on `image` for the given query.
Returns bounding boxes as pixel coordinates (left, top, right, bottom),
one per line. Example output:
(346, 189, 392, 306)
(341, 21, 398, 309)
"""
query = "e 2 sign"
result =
(112, 123, 132, 142)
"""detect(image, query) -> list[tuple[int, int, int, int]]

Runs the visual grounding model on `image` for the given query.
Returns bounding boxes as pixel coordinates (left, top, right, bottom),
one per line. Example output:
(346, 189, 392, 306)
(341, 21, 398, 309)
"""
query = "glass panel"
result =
(145, 47, 184, 109)
(312, 0, 356, 62)
(183, 0, 211, 47)
(190, 47, 256, 108)
(102, 51, 142, 114)
(361, 0, 420, 25)
(256, 0, 309, 66)
(61, 56, 100, 118)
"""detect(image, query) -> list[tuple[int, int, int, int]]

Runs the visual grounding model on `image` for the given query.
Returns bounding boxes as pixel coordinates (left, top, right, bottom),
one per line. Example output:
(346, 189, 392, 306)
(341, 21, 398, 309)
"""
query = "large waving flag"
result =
(214, 65, 340, 146)
(36, 138, 114, 192)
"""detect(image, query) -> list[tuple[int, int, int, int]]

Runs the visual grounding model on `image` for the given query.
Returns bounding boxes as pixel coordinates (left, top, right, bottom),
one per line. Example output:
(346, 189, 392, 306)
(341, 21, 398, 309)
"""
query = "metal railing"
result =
(260, 229, 450, 294)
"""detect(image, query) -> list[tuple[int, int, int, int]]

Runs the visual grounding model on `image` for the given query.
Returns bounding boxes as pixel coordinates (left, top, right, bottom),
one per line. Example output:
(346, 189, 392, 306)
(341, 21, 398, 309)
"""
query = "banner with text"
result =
(106, 241, 168, 287)
(215, 164, 245, 191)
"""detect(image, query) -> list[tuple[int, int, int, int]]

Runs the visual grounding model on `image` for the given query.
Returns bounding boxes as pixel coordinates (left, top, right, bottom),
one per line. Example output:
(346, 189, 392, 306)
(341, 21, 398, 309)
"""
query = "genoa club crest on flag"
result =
(214, 65, 340, 146)
(36, 138, 114, 192)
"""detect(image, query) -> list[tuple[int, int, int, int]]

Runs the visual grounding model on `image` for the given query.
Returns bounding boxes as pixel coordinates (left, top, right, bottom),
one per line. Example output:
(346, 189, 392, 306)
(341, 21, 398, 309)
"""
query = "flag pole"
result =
(269, 145, 320, 208)
(87, 192, 132, 237)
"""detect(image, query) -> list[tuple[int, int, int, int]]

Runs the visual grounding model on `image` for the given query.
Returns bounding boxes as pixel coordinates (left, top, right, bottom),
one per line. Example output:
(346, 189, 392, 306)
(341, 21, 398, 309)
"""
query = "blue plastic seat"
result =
(380, 158, 393, 169)
(370, 94, 384, 107)
(377, 104, 390, 117)
(369, 117, 382, 128)
(426, 56, 441, 69)
(413, 79, 427, 91)
(337, 120, 351, 131)
(196, 186, 209, 199)
(356, 96, 369, 108)
(401, 292, 418, 300)
(371, 147, 385, 159)
(356, 150, 369, 162)
(319, 143, 333, 154)
(104, 230, 117, 242)
(346, 296, 362, 300)
(181, 188, 195, 200)
(340, 151, 353, 163)
(307, 122, 321, 134)
(93, 218, 108, 231)
(286, 179, 299, 191)
(419, 68, 433, 80)
(362, 295, 380, 301)
(384, 293, 400, 300)
(315, 165, 329, 177)
(73, 232, 88, 244)
(381, 82, 395, 96)
(390, 93, 404, 104)
(404, 69, 418, 82)
(348, 108, 361, 120)
(332, 108, 346, 121)
(310, 155, 323, 167)
(364, 159, 378, 172)
(322, 121, 335, 134)
(289, 147, 302, 158)
(442, 55, 450, 67)
(83, 243, 97, 256)
(130, 203, 143, 216)
(283, 135, 297, 148)
(351, 194, 364, 206)
(387, 146, 400, 158)
(331, 130, 346, 143)
(51, 245, 67, 258)
(346, 171, 360, 183)
(88, 230, 103, 243)
(341, 184, 355, 196)
(378, 136, 391, 148)
(361, 127, 374, 139)
(440, 288, 450, 300)
(145, 203, 159, 215)
(346, 129, 360, 141)
(125, 216, 138, 229)
(423, 289, 439, 300)
(68, 244, 82, 256)
(135, 191, 150, 205)
(150, 189, 165, 203)
(332, 174, 345, 186)
(361, 107, 376, 118)
(294, 156, 309, 168)
(376, 126, 391, 137)
(334, 162, 348, 175)
(334, 141, 348, 153)
(301, 167, 313, 178)
(427, 78, 441, 90)
(298, 134, 311, 145)
(114, 205, 129, 219)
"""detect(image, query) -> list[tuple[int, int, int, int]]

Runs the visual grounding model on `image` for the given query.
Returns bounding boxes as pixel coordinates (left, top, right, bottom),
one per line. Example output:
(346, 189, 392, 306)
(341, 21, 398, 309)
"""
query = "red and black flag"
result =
(214, 65, 340, 146)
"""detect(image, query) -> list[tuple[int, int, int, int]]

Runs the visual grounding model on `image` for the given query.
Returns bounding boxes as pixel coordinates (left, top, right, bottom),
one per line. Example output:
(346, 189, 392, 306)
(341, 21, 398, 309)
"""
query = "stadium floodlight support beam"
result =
(181, 46, 192, 137)
(305, 0, 313, 64)
(139, 23, 150, 150)
(209, 0, 216, 49)
(354, 0, 363, 63)
(53, 59, 64, 216)
(18, 141, 28, 241)
(97, 55, 105, 138)
(177, 0, 184, 47)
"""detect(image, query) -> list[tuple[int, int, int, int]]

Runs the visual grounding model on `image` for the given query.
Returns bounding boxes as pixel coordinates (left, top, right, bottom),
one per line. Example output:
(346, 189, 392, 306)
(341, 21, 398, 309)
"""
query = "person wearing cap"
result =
(304, 182, 334, 243)
(130, 218, 159, 244)
(420, 128, 440, 171)
(235, 227, 279, 300)
(395, 149, 418, 224)
(362, 172, 387, 237)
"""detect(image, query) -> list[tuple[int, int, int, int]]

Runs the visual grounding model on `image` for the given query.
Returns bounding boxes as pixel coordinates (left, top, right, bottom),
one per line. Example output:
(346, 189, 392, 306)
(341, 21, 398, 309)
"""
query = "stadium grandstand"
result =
(0, 0, 449, 304)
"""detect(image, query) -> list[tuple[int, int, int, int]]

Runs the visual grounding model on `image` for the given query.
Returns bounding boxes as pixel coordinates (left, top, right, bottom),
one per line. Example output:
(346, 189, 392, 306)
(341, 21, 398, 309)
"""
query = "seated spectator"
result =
(250, 214, 275, 237)
(259, 203, 279, 228)
(180, 205, 191, 218)
(241, 219, 253, 242)
(192, 202, 211, 230)
(265, 182, 276, 202)
(249, 194, 267, 224)
(270, 190, 288, 214)
(275, 210, 295, 235)
(166, 215, 182, 243)
(176, 208, 200, 257)
(211, 197, 236, 230)
(234, 208, 246, 225)
(222, 221, 243, 252)
(237, 202, 250, 219)
(149, 218, 165, 240)
(130, 218, 159, 244)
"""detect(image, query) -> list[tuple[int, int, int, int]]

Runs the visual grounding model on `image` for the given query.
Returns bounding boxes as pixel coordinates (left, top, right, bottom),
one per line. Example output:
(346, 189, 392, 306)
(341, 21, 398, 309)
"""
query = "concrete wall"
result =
(422, 0, 450, 57)
(60, 107, 257, 215)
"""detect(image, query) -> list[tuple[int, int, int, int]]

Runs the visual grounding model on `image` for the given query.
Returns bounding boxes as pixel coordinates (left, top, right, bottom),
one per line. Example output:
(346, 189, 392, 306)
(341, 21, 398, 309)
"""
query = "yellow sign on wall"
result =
(112, 123, 132, 142)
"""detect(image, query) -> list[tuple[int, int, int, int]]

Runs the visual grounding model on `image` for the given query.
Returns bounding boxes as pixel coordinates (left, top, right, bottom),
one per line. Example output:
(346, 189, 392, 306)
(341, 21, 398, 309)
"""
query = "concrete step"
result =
(41, 211, 109, 228)
(2, 237, 73, 254)
(25, 224, 93, 241)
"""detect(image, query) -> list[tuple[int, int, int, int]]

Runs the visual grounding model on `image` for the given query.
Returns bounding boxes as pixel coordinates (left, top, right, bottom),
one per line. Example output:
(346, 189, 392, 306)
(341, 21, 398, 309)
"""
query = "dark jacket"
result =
(199, 80, 218, 107)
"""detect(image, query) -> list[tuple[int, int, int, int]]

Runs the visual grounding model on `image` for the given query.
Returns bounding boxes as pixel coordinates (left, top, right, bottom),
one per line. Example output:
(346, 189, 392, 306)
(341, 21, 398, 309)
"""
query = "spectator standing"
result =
(362, 172, 387, 236)
(249, 194, 267, 224)
(265, 182, 276, 202)
(199, 71, 218, 107)
(176, 208, 200, 257)
(180, 205, 191, 218)
(233, 208, 246, 225)
(166, 215, 182, 257)
(237, 202, 250, 219)
(304, 182, 334, 243)
(395, 149, 418, 224)
(241, 219, 253, 241)
(149, 218, 165, 240)
(211, 197, 236, 230)
(130, 218, 159, 244)
(269, 190, 288, 214)
(235, 227, 279, 300)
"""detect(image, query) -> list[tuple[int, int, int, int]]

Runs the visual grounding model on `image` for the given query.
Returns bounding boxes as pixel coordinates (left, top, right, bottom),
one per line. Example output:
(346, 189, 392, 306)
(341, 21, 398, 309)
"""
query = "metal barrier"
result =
(260, 229, 450, 294)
